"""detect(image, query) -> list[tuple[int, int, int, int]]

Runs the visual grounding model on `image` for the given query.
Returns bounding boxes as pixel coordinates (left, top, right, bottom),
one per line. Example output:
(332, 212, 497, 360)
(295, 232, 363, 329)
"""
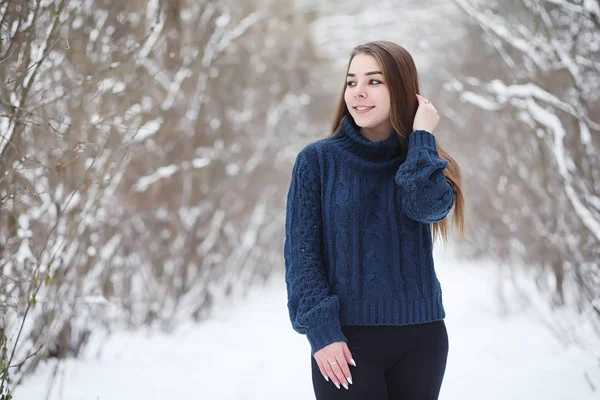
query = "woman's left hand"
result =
(413, 94, 440, 133)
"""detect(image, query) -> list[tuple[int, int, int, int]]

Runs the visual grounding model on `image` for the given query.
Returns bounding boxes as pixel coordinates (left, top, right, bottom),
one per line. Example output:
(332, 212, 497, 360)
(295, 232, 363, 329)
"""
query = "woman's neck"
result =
(328, 117, 406, 172)
(359, 121, 393, 142)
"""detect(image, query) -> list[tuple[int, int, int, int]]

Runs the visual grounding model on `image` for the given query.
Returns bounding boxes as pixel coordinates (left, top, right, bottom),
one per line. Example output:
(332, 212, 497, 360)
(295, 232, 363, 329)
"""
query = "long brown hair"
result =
(330, 41, 465, 243)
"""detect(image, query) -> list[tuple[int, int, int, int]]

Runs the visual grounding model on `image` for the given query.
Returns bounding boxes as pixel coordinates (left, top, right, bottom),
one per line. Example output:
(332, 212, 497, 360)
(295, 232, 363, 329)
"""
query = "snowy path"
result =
(15, 246, 600, 399)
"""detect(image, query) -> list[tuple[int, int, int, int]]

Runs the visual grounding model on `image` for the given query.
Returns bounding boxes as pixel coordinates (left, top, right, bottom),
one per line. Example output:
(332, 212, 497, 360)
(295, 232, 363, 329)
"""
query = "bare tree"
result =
(449, 0, 600, 337)
(0, 0, 326, 395)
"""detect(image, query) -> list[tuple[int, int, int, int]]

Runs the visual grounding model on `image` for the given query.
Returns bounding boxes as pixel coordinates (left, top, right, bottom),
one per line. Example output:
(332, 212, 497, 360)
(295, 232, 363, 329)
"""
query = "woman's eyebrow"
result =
(346, 71, 383, 77)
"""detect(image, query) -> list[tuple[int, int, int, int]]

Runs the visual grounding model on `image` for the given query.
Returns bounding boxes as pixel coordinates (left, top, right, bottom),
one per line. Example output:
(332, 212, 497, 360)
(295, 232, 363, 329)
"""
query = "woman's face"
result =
(344, 53, 392, 137)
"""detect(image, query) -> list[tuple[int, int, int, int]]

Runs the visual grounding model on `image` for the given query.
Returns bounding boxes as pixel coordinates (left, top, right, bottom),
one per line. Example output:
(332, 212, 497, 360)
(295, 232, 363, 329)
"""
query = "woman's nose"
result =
(354, 91, 367, 99)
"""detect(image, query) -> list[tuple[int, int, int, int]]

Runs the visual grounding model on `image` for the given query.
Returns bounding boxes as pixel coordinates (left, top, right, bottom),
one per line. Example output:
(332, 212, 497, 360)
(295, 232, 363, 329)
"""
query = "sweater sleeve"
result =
(395, 130, 455, 224)
(284, 147, 347, 355)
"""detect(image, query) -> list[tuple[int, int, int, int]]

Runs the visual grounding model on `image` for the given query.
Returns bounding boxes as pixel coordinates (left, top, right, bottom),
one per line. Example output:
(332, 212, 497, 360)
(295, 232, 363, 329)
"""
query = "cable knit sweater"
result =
(284, 116, 455, 354)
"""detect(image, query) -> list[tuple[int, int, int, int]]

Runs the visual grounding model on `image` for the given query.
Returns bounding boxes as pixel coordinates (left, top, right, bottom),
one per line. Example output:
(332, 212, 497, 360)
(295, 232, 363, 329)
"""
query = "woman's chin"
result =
(353, 117, 379, 129)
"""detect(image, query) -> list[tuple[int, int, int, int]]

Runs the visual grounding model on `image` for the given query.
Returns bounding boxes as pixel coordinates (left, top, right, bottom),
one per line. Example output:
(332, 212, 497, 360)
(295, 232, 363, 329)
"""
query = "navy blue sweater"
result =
(284, 117, 455, 354)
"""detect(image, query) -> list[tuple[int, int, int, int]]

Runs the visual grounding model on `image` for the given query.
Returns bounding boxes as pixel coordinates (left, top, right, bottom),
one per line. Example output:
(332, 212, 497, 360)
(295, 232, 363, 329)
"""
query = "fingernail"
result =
(351, 358, 357, 367)
(342, 382, 348, 390)
(347, 377, 353, 385)
(323, 375, 329, 382)
(334, 382, 340, 389)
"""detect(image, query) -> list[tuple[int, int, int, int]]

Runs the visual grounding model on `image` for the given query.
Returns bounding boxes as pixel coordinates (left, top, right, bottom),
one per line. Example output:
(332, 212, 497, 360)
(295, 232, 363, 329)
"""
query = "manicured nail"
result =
(351, 359, 357, 367)
(347, 377, 353, 385)
(323, 375, 329, 382)
(334, 382, 340, 389)
(342, 382, 348, 390)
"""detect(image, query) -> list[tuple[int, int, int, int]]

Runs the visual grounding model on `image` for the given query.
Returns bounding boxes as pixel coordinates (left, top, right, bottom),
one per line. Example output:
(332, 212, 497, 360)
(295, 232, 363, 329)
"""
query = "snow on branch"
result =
(453, 0, 550, 69)
(457, 78, 600, 242)
(133, 157, 211, 192)
(525, 99, 600, 242)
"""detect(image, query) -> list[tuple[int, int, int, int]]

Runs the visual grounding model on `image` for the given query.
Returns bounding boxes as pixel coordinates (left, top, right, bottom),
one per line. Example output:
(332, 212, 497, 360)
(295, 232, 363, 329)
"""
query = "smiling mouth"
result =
(353, 106, 375, 113)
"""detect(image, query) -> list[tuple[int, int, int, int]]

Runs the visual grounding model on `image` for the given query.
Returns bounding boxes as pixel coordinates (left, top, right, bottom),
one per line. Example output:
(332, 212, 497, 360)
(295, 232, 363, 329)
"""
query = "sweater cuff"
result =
(306, 321, 347, 355)
(409, 130, 438, 152)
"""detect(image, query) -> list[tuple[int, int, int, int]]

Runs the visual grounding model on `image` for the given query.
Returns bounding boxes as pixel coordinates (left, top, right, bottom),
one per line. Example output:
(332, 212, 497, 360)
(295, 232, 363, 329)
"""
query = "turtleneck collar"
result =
(329, 116, 406, 171)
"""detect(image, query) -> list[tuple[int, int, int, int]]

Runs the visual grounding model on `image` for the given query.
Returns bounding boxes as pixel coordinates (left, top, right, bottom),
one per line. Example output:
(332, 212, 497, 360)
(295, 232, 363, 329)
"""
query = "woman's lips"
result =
(353, 106, 375, 114)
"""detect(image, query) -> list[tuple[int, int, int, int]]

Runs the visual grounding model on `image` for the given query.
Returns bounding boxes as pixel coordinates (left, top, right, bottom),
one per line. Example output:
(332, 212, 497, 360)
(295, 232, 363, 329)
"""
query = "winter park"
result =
(1, 1, 600, 399)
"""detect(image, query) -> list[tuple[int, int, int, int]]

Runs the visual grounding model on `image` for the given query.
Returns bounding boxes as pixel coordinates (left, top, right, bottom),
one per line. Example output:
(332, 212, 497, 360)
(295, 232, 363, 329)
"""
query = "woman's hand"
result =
(313, 341, 356, 390)
(413, 94, 440, 133)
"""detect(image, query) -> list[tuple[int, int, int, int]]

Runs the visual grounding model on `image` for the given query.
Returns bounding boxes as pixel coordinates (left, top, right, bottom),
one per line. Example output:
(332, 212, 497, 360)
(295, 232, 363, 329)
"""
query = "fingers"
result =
(416, 94, 435, 109)
(322, 359, 341, 389)
(317, 356, 353, 390)
(342, 342, 356, 367)
(314, 341, 354, 390)
(329, 357, 350, 390)
(416, 94, 439, 126)
(335, 355, 354, 387)
(416, 93, 432, 105)
(315, 358, 329, 382)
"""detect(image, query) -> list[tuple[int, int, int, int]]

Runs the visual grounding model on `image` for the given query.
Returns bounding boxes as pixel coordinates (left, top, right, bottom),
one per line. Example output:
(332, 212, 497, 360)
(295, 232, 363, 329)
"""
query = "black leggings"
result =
(311, 320, 448, 400)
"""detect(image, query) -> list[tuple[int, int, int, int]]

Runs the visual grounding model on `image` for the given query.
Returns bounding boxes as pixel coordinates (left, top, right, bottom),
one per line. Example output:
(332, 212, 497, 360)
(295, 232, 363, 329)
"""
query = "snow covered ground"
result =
(15, 245, 600, 399)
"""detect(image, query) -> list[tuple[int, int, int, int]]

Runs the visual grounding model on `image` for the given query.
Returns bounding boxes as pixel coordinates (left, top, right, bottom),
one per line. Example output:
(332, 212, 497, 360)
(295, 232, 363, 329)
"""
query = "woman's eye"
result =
(346, 79, 382, 87)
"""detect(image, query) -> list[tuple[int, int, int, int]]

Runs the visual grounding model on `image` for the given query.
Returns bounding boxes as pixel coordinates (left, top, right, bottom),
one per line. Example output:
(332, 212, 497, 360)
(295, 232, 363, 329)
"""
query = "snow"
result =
(14, 245, 600, 400)
(526, 99, 600, 242)
(133, 165, 179, 192)
(457, 77, 600, 243)
(191, 157, 210, 169)
(130, 118, 163, 142)
(545, 0, 599, 16)
(584, 0, 600, 17)
(307, 0, 464, 74)
(162, 68, 192, 110)
(0, 114, 10, 155)
(453, 0, 547, 70)
(460, 91, 503, 111)
(139, 0, 163, 59)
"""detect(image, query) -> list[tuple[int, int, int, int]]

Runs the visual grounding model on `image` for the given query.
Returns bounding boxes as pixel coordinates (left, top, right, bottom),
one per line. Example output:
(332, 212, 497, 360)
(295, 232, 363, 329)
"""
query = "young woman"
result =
(284, 41, 465, 399)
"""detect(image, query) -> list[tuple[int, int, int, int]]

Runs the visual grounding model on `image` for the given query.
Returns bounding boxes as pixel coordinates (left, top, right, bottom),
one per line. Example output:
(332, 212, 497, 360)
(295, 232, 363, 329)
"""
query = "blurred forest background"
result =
(1, 0, 598, 396)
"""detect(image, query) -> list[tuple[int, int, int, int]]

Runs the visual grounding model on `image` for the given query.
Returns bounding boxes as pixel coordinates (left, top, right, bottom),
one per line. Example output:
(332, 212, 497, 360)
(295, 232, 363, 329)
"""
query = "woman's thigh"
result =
(311, 325, 394, 400)
(310, 321, 448, 399)
(311, 354, 387, 400)
(384, 320, 449, 400)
